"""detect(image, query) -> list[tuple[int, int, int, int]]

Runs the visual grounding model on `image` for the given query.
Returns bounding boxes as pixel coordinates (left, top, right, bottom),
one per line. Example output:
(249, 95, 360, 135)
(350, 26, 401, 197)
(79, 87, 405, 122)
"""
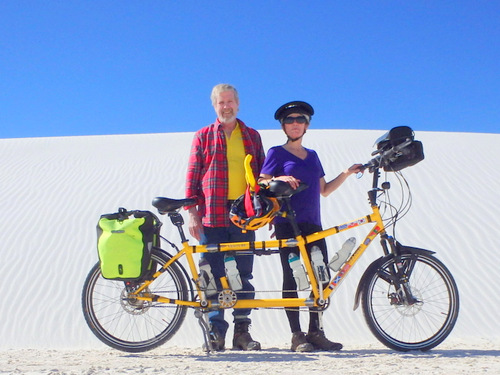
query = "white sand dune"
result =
(0, 129, 499, 373)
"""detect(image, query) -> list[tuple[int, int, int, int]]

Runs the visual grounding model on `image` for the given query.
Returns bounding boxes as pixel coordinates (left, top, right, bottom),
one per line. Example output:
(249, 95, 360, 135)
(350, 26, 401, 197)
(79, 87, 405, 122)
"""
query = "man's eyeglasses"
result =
(283, 116, 308, 125)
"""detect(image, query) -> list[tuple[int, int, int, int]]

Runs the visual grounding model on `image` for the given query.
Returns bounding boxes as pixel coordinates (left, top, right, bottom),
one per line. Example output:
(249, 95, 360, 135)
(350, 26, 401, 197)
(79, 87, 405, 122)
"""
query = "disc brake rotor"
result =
(391, 287, 423, 317)
(120, 287, 152, 315)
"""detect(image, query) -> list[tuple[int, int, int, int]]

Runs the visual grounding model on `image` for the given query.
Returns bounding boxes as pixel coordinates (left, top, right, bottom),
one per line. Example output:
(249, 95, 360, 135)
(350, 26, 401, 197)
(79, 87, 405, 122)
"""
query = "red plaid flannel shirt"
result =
(185, 119, 265, 227)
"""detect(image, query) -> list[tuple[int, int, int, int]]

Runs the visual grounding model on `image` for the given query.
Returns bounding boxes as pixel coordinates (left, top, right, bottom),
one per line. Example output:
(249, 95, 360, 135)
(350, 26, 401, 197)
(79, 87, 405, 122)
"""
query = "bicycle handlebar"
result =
(361, 138, 413, 172)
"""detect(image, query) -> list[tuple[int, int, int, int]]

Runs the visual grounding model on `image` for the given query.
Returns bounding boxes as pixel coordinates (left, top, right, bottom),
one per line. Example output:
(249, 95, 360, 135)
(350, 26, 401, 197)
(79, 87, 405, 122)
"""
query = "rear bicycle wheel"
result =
(361, 252, 459, 351)
(82, 248, 188, 352)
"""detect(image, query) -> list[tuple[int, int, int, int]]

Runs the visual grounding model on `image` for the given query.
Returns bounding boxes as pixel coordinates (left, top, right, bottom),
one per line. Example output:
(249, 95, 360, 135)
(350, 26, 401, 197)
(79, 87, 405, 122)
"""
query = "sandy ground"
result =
(1, 339, 499, 375)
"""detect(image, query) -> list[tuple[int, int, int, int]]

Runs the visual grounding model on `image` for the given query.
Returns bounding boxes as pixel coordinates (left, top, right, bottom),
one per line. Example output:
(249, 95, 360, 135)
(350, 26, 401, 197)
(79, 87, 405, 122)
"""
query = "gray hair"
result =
(210, 83, 239, 106)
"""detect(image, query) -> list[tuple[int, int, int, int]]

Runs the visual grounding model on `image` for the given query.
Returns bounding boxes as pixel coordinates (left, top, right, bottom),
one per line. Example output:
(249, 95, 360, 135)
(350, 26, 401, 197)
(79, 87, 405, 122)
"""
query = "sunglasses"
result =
(283, 116, 308, 124)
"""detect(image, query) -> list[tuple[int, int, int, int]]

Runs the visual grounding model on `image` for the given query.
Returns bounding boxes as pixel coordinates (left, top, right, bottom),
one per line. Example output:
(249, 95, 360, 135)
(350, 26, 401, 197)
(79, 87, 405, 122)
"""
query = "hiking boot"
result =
(232, 322, 261, 351)
(306, 330, 343, 351)
(291, 331, 314, 352)
(203, 325, 225, 352)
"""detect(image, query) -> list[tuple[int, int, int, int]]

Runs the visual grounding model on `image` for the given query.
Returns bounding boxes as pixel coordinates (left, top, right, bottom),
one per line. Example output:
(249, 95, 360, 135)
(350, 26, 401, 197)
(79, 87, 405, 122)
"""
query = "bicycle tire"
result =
(82, 248, 188, 352)
(361, 252, 459, 351)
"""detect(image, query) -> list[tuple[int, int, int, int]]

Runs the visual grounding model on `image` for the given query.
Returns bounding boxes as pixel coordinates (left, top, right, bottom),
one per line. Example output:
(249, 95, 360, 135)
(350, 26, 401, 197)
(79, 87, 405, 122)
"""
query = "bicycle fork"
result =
(384, 237, 421, 306)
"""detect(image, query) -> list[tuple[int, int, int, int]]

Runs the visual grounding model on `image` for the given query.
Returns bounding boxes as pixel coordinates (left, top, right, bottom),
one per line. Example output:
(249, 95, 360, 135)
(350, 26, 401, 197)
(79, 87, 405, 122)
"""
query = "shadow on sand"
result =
(122, 347, 500, 363)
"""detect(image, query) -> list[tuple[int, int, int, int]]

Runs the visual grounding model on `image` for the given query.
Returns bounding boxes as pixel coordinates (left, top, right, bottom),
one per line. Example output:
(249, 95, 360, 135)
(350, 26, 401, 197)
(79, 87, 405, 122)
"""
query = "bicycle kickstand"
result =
(194, 309, 214, 354)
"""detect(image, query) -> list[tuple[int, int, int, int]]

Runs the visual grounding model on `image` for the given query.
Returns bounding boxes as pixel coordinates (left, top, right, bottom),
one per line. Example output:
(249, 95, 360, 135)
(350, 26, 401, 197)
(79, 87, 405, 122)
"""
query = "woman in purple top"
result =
(259, 101, 362, 353)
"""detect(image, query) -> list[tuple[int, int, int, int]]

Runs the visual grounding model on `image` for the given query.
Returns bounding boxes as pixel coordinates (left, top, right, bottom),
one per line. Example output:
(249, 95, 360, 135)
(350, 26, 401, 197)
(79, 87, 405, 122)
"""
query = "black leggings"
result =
(275, 221, 330, 333)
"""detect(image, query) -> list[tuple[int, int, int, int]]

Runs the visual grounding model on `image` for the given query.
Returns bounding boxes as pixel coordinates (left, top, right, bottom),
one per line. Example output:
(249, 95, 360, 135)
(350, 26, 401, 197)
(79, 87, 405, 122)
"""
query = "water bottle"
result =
(224, 254, 243, 291)
(328, 237, 356, 272)
(310, 246, 328, 283)
(199, 258, 217, 296)
(288, 253, 309, 290)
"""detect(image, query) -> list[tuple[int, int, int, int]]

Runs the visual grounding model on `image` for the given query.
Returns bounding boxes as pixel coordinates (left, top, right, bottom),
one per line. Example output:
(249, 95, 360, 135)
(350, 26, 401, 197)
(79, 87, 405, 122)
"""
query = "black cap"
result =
(274, 101, 314, 122)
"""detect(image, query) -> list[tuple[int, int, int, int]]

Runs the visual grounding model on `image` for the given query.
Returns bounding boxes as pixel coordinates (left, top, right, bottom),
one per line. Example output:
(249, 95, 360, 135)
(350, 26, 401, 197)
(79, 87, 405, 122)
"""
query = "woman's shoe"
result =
(291, 332, 315, 352)
(306, 330, 343, 351)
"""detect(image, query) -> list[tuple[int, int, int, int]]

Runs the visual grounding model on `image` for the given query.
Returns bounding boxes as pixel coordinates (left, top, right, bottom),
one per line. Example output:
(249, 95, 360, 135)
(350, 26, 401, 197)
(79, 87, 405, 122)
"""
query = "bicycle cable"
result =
(378, 170, 414, 238)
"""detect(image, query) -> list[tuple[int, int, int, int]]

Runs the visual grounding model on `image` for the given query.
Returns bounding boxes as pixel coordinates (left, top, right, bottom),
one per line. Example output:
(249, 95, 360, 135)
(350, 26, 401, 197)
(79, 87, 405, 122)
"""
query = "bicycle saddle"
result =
(267, 180, 308, 198)
(152, 197, 196, 214)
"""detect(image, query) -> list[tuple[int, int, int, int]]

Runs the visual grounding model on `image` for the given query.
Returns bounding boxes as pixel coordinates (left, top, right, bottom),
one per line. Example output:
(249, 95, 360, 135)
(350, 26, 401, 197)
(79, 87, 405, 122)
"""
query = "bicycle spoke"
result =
(82, 249, 188, 352)
(362, 252, 459, 351)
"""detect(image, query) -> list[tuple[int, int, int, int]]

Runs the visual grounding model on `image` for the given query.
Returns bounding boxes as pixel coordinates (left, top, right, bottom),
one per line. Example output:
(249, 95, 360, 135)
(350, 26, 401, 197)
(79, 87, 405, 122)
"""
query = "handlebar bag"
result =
(376, 126, 415, 150)
(383, 140, 424, 171)
(375, 126, 425, 171)
(97, 209, 158, 281)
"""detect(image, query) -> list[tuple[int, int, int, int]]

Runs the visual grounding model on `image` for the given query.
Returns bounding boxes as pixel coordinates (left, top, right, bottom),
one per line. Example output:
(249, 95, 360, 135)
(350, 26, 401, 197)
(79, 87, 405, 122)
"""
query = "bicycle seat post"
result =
(281, 197, 302, 237)
(169, 212, 188, 243)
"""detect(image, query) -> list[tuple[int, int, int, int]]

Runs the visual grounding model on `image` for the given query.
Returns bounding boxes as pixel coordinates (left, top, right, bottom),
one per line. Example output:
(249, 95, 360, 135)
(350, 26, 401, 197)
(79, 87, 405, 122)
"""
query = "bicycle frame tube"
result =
(322, 206, 385, 299)
(133, 195, 386, 310)
(132, 237, 315, 307)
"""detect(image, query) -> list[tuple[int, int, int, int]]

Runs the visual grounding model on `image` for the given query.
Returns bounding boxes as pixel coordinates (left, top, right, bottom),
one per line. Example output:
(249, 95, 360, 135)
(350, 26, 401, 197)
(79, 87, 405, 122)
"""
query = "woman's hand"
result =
(274, 175, 301, 189)
(345, 163, 364, 175)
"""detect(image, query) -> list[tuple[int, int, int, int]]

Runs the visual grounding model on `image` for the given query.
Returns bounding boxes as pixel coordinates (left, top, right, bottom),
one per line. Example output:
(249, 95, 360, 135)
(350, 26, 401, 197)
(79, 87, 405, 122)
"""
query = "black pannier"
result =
(375, 126, 425, 172)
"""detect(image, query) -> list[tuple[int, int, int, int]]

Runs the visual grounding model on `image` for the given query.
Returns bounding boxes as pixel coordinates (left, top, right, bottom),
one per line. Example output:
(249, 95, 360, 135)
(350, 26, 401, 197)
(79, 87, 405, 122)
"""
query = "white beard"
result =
(219, 111, 237, 124)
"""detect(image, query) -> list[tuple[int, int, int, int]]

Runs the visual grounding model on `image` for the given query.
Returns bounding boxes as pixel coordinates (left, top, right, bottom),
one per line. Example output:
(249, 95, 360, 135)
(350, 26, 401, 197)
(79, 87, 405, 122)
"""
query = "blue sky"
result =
(1, 1, 499, 139)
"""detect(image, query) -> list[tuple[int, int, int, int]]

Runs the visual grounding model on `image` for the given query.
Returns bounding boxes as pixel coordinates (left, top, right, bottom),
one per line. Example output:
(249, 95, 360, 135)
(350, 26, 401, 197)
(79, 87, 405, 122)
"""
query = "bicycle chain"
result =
(147, 289, 330, 311)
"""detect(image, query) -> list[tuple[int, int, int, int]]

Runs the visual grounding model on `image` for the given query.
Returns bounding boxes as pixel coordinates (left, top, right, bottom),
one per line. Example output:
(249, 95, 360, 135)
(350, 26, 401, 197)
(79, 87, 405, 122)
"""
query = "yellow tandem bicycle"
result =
(82, 127, 459, 353)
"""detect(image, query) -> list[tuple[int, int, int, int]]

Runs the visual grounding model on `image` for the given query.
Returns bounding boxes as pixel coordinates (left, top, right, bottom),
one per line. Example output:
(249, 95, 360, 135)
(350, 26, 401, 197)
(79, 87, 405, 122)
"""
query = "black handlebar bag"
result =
(385, 140, 424, 171)
(376, 126, 425, 171)
(97, 208, 158, 281)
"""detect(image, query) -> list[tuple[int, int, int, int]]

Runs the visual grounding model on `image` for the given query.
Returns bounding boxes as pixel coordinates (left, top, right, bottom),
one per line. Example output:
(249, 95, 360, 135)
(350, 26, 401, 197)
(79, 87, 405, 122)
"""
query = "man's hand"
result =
(187, 207, 204, 242)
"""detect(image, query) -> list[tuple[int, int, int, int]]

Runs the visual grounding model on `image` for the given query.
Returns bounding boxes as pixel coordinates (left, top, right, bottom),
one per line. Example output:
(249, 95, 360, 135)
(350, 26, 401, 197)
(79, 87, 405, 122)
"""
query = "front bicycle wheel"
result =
(361, 252, 459, 351)
(82, 248, 188, 352)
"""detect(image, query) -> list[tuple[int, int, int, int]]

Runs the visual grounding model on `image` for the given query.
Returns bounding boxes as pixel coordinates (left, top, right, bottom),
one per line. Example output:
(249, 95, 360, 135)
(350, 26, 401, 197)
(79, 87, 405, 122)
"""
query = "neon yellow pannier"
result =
(97, 208, 159, 281)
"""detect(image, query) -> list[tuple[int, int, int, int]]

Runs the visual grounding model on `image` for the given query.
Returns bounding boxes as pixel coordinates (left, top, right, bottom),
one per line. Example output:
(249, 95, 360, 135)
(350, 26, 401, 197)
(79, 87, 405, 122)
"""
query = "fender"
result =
(353, 243, 435, 311)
